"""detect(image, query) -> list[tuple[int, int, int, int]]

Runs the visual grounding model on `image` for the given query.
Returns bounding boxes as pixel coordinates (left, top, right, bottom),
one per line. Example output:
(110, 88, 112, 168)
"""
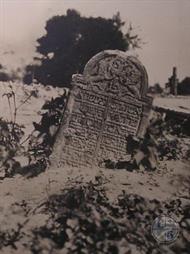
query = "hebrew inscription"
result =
(51, 50, 152, 167)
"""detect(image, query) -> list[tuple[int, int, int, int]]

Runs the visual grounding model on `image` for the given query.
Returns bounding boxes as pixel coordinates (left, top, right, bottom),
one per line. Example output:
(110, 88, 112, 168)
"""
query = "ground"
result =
(0, 160, 189, 207)
(0, 82, 189, 253)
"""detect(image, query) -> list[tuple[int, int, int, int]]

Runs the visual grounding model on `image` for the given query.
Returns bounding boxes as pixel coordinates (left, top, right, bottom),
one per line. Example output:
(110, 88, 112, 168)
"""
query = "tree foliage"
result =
(148, 83, 163, 94)
(0, 64, 11, 82)
(24, 9, 141, 87)
(0, 64, 21, 82)
(178, 77, 190, 95)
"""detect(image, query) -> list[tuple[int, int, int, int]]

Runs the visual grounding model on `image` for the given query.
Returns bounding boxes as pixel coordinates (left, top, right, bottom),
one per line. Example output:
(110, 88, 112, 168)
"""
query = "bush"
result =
(27, 91, 68, 173)
(0, 85, 38, 178)
(0, 118, 24, 177)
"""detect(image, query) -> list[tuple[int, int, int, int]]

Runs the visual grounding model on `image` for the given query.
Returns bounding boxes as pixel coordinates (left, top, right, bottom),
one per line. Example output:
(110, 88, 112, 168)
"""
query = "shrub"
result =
(0, 118, 24, 177)
(0, 85, 37, 178)
(27, 91, 68, 172)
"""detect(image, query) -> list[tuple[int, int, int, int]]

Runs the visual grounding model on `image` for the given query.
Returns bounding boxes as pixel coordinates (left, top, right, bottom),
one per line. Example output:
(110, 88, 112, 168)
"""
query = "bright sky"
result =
(0, 0, 190, 86)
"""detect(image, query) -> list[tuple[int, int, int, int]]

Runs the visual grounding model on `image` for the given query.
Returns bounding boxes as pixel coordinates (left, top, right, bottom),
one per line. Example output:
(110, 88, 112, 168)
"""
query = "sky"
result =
(0, 0, 190, 86)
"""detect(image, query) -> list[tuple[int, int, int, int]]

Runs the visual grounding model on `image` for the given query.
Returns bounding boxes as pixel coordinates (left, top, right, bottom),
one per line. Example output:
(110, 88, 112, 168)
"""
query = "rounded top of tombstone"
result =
(83, 50, 149, 99)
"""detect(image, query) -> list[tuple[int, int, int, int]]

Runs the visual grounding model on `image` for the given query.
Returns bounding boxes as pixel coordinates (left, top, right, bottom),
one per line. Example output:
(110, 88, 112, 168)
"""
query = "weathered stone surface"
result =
(51, 50, 152, 167)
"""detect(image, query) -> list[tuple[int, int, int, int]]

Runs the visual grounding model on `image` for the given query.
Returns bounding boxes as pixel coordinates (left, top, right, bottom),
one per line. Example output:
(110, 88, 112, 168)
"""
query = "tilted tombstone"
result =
(50, 50, 152, 167)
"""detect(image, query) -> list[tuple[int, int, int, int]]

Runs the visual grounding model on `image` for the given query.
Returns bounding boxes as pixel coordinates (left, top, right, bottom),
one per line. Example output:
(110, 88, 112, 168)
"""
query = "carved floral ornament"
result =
(72, 50, 149, 99)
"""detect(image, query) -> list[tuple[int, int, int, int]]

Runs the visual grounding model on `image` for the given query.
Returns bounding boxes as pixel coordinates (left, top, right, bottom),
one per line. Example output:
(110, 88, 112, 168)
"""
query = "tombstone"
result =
(51, 50, 152, 167)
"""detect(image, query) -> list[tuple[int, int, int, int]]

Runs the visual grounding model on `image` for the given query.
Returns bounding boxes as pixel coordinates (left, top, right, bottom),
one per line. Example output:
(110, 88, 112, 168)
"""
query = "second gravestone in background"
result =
(51, 50, 152, 167)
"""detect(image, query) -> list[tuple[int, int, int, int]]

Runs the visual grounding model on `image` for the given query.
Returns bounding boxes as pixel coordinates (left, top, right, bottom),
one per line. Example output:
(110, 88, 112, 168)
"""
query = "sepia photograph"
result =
(0, 0, 190, 253)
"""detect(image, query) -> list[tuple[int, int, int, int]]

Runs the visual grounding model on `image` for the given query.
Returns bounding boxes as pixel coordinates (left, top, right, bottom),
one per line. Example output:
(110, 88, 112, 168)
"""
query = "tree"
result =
(24, 9, 141, 87)
(148, 83, 163, 94)
(178, 77, 190, 95)
(0, 64, 11, 82)
(0, 64, 22, 82)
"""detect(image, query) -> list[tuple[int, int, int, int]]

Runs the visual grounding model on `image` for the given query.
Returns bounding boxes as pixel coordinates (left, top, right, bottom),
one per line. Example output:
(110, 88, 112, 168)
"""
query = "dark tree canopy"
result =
(0, 72, 10, 82)
(178, 77, 190, 95)
(0, 64, 11, 82)
(148, 83, 163, 94)
(24, 9, 141, 87)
